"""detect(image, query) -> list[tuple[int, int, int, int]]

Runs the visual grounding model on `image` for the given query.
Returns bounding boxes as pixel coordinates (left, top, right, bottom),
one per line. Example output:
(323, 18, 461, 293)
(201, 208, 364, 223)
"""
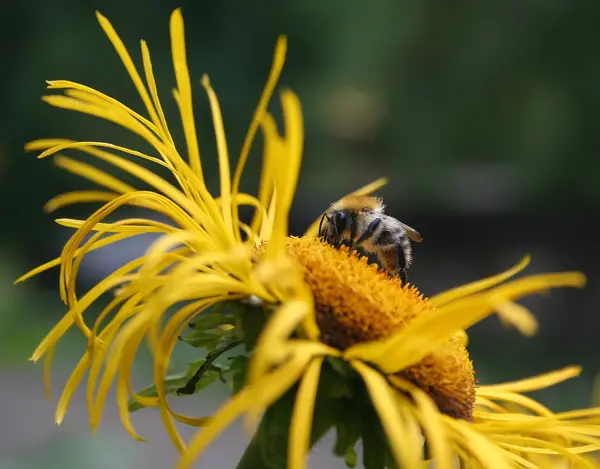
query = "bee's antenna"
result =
(318, 213, 327, 239)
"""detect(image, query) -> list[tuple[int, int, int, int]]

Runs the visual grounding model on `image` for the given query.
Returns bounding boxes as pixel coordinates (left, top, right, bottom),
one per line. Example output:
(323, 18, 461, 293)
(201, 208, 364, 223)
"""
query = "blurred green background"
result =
(1, 1, 599, 468)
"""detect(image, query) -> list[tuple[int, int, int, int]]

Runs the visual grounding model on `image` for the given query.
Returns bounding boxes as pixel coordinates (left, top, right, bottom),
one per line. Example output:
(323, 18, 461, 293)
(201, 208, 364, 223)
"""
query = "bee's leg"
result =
(377, 242, 410, 283)
(398, 269, 408, 284)
(396, 237, 413, 284)
(318, 213, 327, 240)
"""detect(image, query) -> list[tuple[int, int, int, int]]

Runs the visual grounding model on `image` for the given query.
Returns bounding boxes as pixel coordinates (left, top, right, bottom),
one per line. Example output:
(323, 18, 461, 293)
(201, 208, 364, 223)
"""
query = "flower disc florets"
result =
(284, 236, 476, 420)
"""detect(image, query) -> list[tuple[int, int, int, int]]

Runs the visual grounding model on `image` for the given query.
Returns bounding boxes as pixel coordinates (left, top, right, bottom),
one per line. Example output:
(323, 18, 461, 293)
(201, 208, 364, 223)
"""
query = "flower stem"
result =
(236, 434, 271, 469)
(235, 401, 335, 469)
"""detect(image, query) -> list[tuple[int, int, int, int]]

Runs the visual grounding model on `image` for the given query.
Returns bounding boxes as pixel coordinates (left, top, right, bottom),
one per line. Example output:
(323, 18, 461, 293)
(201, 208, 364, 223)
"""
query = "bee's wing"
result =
(400, 222, 423, 242)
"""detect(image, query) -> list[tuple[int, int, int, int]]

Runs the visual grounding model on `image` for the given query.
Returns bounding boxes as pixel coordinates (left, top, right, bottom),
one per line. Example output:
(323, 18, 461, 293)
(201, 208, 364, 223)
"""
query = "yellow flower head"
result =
(19, 8, 600, 469)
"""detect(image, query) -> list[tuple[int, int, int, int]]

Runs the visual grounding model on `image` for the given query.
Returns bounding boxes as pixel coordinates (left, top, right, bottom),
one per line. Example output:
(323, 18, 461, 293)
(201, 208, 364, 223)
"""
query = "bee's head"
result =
(319, 210, 349, 246)
(331, 210, 348, 235)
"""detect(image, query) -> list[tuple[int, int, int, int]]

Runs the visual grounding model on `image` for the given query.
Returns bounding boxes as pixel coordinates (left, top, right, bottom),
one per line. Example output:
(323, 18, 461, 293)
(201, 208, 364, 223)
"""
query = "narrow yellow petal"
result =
(169, 8, 202, 180)
(39, 96, 161, 152)
(267, 90, 304, 258)
(496, 436, 596, 467)
(31, 315, 76, 363)
(443, 417, 512, 469)
(54, 146, 208, 228)
(35, 140, 168, 170)
(253, 113, 282, 235)
(179, 352, 317, 469)
(57, 193, 178, 306)
(53, 154, 135, 193)
(116, 373, 146, 441)
(474, 396, 507, 413)
(140, 40, 175, 145)
(500, 450, 540, 469)
(87, 294, 143, 416)
(288, 357, 323, 469)
(352, 361, 421, 469)
(493, 299, 539, 335)
(233, 35, 287, 241)
(55, 353, 91, 425)
(201, 74, 233, 233)
(95, 12, 162, 130)
(91, 317, 146, 431)
(56, 217, 174, 234)
(259, 189, 277, 242)
(47, 80, 157, 133)
(478, 366, 582, 393)
(15, 232, 138, 284)
(249, 299, 310, 384)
(214, 192, 268, 241)
(245, 342, 335, 431)
(30, 254, 146, 362)
(431, 256, 530, 307)
(476, 390, 553, 416)
(45, 191, 119, 212)
(177, 386, 254, 469)
(390, 377, 453, 469)
(154, 299, 221, 451)
(303, 177, 389, 237)
(346, 273, 586, 374)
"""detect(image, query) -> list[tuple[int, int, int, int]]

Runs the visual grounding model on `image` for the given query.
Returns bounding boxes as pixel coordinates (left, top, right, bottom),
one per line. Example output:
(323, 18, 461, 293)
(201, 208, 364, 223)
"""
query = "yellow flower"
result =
(19, 8, 600, 469)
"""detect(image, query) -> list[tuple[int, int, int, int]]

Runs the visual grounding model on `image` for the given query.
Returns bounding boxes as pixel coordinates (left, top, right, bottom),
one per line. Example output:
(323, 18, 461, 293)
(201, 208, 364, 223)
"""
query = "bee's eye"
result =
(333, 211, 347, 233)
(334, 212, 346, 224)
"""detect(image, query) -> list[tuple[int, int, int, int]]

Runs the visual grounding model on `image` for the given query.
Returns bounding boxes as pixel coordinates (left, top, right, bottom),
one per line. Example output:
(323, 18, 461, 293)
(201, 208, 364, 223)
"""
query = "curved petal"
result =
(430, 256, 530, 307)
(352, 361, 421, 469)
(288, 357, 323, 469)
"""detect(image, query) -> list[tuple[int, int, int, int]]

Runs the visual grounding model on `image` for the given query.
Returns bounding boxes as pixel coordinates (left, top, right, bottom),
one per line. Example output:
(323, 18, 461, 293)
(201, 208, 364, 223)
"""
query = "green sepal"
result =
(128, 359, 227, 412)
(257, 388, 295, 469)
(236, 303, 268, 351)
(236, 360, 347, 469)
(362, 407, 386, 469)
(327, 356, 357, 380)
(384, 441, 399, 469)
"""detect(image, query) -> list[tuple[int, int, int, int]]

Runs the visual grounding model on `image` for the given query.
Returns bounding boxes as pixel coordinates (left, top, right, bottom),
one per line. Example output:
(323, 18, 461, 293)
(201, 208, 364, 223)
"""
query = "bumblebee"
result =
(318, 195, 422, 282)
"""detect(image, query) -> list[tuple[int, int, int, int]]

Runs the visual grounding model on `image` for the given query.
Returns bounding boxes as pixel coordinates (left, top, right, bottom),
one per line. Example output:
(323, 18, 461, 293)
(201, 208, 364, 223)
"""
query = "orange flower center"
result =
(285, 236, 476, 421)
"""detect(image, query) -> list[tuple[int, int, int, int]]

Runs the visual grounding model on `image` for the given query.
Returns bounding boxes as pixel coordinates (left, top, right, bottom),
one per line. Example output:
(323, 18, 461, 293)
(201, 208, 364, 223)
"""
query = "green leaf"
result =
(176, 336, 243, 395)
(188, 307, 235, 331)
(188, 317, 233, 332)
(179, 327, 237, 350)
(345, 447, 358, 468)
(128, 359, 227, 412)
(333, 416, 361, 468)
(128, 374, 189, 412)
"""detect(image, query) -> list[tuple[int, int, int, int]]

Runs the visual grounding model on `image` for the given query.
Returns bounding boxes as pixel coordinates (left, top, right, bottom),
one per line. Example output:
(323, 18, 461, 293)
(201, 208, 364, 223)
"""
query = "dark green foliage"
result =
(128, 359, 228, 412)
